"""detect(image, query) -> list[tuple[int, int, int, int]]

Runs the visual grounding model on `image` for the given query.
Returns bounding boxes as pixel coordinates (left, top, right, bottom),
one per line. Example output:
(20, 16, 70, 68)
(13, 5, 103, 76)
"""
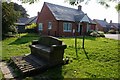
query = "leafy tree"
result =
(18, 0, 39, 4)
(115, 3, 120, 11)
(2, 2, 20, 36)
(13, 2, 29, 17)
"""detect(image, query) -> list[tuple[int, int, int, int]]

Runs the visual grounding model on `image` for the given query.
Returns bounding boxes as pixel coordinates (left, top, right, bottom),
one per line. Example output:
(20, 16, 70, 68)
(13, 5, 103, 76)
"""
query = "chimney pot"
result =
(104, 18, 106, 22)
(110, 20, 112, 23)
(38, 12, 40, 15)
(78, 5, 82, 11)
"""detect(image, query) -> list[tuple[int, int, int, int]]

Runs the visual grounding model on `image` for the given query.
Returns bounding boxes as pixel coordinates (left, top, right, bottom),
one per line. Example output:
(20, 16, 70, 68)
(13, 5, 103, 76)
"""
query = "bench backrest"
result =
(38, 36, 62, 46)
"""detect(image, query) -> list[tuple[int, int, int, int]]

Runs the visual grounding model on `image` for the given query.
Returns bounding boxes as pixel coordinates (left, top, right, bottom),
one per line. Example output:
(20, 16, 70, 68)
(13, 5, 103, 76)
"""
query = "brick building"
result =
(37, 2, 96, 37)
(93, 19, 110, 32)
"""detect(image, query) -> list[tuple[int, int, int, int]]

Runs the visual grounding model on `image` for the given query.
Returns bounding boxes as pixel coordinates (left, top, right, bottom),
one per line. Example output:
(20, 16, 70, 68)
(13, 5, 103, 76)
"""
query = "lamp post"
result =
(82, 31, 85, 49)
(82, 22, 89, 49)
(73, 29, 78, 57)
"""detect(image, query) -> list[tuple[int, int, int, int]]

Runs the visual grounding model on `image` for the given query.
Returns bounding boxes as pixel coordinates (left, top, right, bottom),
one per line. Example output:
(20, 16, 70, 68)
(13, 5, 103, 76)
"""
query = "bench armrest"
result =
(32, 40, 39, 45)
(51, 45, 67, 51)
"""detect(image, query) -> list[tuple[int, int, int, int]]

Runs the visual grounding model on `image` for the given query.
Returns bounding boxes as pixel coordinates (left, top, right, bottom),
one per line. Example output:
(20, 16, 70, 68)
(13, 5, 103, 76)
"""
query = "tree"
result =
(18, 0, 40, 4)
(115, 3, 120, 11)
(13, 2, 29, 17)
(2, 2, 20, 36)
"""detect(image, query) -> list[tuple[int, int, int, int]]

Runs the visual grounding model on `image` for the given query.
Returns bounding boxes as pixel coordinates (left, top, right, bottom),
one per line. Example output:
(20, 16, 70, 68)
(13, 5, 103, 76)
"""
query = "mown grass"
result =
(1, 33, 119, 79)
(0, 70, 3, 80)
(1, 33, 39, 61)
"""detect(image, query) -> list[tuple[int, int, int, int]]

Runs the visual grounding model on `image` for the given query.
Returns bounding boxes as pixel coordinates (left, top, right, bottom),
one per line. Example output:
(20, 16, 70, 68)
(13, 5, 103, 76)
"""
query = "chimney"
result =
(104, 18, 106, 22)
(110, 20, 112, 23)
(37, 12, 40, 16)
(78, 5, 82, 11)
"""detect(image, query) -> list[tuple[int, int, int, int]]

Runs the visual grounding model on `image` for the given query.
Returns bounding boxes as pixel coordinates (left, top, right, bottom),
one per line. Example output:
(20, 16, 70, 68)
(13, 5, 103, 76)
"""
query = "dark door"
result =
(79, 25, 82, 35)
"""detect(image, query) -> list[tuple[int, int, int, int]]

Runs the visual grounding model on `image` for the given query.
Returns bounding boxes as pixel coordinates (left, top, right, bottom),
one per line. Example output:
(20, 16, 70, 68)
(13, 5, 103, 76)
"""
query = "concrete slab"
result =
(0, 62, 7, 67)
(4, 73, 14, 79)
(1, 66, 11, 75)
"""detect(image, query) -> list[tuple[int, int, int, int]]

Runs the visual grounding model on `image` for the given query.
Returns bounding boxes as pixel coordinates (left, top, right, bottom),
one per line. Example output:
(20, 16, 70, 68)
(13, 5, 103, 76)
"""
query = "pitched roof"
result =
(75, 14, 96, 24)
(17, 17, 28, 23)
(25, 16, 37, 24)
(110, 23, 120, 29)
(45, 2, 93, 23)
(15, 17, 28, 25)
(94, 19, 109, 27)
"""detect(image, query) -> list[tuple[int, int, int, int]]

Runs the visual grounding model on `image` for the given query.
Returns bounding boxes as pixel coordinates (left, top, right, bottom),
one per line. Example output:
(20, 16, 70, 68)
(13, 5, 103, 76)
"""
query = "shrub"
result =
(25, 23, 37, 29)
(25, 23, 37, 33)
(90, 31, 105, 37)
(97, 31, 105, 37)
(87, 30, 94, 35)
(90, 31, 98, 37)
(116, 31, 119, 34)
(108, 30, 116, 34)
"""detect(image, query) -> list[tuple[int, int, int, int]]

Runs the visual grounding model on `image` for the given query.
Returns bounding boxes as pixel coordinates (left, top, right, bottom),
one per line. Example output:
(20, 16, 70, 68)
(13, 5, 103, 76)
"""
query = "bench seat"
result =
(29, 36, 67, 66)
(30, 44, 51, 53)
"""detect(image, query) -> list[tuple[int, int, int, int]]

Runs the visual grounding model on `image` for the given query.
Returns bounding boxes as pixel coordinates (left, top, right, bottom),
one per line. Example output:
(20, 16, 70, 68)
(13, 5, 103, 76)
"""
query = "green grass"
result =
(0, 70, 3, 80)
(1, 33, 119, 79)
(1, 33, 39, 61)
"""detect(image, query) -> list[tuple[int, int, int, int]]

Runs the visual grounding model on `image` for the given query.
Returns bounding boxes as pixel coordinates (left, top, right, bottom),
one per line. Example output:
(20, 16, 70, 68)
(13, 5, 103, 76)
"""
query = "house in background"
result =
(15, 16, 38, 33)
(109, 20, 120, 31)
(93, 19, 110, 32)
(25, 16, 37, 25)
(15, 17, 28, 33)
(36, 2, 96, 37)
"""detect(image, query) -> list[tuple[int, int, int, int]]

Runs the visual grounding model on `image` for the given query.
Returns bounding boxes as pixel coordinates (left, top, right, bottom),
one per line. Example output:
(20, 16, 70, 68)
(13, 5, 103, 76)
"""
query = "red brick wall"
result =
(37, 3, 58, 36)
(58, 21, 76, 37)
(90, 24, 96, 30)
(93, 20, 104, 31)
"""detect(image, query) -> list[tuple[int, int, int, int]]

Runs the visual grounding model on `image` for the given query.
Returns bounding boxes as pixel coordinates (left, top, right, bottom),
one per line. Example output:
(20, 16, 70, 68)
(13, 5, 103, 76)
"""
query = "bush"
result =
(90, 31, 98, 37)
(116, 31, 119, 34)
(108, 30, 116, 34)
(97, 31, 105, 37)
(87, 30, 94, 35)
(25, 23, 37, 29)
(90, 31, 105, 37)
(26, 29, 36, 33)
(25, 23, 37, 33)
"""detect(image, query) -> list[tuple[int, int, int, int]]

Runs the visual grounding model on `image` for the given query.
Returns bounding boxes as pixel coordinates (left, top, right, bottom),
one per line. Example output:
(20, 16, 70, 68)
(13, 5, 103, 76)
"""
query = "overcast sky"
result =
(12, 0, 118, 23)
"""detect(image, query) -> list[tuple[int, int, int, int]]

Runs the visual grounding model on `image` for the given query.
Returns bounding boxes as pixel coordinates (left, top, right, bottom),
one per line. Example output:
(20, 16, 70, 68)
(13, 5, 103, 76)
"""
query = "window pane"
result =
(39, 23, 43, 31)
(68, 23, 72, 31)
(63, 23, 67, 31)
(48, 22, 52, 29)
(63, 22, 72, 32)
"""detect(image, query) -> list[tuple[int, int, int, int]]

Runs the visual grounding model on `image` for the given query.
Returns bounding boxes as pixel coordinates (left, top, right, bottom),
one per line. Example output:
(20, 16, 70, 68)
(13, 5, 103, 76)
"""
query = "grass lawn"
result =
(1, 33, 119, 79)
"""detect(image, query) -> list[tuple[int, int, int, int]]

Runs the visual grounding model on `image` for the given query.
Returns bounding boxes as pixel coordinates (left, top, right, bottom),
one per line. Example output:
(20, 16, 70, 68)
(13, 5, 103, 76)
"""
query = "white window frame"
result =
(48, 22, 52, 30)
(63, 22, 72, 32)
(38, 23, 43, 31)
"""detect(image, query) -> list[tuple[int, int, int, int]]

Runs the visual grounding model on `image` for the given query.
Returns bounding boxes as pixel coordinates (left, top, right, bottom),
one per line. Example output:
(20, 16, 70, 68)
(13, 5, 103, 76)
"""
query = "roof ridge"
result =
(44, 2, 79, 11)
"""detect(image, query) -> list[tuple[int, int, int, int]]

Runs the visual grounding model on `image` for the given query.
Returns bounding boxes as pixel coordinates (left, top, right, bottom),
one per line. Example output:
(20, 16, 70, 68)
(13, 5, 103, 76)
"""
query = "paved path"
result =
(0, 62, 16, 79)
(105, 34, 120, 40)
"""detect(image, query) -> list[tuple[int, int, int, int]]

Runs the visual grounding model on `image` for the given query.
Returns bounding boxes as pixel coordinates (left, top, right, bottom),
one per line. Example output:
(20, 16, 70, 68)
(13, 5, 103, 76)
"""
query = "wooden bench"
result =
(29, 36, 67, 66)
